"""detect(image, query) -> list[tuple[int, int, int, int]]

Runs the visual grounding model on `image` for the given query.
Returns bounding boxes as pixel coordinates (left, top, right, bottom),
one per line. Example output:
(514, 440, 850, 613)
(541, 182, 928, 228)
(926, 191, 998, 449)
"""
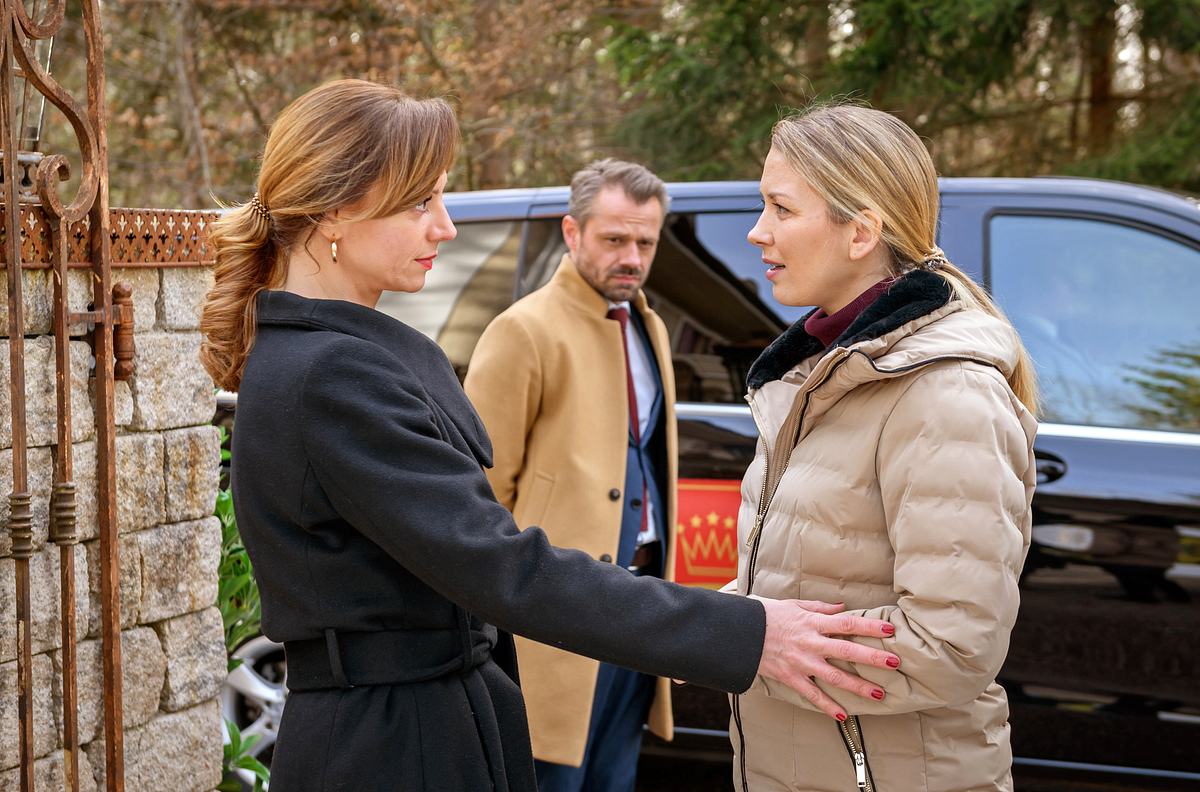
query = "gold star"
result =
(707, 511, 720, 526)
(724, 517, 735, 529)
(690, 515, 702, 528)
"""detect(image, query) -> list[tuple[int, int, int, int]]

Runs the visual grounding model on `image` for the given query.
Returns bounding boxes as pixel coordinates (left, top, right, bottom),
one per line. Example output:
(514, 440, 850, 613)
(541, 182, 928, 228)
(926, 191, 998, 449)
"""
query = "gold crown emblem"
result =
(677, 513, 738, 578)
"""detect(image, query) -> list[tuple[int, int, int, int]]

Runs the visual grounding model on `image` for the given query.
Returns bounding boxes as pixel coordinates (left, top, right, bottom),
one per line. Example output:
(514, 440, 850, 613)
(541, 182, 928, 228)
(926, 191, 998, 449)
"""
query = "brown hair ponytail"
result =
(200, 202, 278, 391)
(199, 79, 459, 391)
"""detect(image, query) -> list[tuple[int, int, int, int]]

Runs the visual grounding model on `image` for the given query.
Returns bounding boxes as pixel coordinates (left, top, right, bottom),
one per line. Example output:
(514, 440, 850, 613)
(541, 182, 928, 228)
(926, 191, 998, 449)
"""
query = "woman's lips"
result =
(764, 260, 785, 281)
(416, 255, 437, 271)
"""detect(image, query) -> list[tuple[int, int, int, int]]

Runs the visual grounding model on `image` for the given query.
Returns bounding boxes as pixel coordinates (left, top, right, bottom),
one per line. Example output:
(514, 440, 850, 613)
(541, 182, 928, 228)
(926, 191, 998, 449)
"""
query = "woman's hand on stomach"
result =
(754, 597, 898, 721)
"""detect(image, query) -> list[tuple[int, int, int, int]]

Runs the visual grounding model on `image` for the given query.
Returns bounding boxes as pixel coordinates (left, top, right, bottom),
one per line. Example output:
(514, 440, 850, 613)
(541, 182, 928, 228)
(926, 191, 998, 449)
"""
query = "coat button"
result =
(631, 498, 642, 509)
(600, 554, 613, 563)
(608, 488, 621, 501)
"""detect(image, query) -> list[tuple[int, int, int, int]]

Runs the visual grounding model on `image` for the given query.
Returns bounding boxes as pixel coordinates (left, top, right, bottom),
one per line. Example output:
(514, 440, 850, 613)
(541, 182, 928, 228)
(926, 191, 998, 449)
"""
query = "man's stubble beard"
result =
(575, 247, 646, 304)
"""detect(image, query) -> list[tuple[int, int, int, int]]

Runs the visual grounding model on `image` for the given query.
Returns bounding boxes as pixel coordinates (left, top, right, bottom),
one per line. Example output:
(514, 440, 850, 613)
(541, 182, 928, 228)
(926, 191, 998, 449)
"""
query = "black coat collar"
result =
(256, 289, 426, 344)
(747, 270, 953, 389)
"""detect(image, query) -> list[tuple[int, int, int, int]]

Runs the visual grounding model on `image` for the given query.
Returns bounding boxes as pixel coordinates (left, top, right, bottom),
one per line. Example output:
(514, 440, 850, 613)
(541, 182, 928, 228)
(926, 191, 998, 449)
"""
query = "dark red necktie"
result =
(607, 306, 648, 535)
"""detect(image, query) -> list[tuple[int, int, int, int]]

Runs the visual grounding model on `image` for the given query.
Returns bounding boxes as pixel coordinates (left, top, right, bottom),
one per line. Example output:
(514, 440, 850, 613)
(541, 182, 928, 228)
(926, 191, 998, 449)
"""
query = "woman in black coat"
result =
(200, 79, 901, 791)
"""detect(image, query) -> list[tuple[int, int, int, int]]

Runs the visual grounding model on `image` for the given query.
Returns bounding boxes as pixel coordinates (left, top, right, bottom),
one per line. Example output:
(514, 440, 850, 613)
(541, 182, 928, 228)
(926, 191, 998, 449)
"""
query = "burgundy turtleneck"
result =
(803, 278, 895, 347)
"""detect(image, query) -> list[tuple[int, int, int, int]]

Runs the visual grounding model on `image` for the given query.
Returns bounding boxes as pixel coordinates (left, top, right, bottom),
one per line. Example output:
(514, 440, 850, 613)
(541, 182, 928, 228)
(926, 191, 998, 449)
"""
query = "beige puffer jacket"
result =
(730, 272, 1038, 792)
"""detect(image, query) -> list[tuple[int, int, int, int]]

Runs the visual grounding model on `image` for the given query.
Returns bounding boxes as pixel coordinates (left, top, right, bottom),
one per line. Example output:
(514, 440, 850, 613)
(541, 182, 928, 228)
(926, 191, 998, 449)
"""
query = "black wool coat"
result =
(231, 291, 767, 792)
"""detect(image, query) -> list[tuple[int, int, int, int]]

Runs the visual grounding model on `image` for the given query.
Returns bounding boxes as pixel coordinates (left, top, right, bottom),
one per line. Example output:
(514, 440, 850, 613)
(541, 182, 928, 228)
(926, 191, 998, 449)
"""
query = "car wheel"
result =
(221, 635, 287, 788)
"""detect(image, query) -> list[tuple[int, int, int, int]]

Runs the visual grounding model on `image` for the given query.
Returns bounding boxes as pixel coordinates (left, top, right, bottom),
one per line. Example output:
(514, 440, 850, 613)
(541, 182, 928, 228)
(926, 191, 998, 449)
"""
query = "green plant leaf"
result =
(218, 479, 268, 787)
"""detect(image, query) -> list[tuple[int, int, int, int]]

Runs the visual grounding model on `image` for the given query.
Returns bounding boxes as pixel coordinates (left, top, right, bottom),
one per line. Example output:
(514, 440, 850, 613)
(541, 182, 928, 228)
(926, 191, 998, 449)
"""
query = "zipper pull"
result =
(746, 513, 763, 548)
(854, 752, 867, 789)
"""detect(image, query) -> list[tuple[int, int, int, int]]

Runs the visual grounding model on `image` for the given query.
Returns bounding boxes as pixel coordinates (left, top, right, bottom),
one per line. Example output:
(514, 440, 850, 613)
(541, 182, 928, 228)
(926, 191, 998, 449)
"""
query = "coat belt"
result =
(284, 623, 495, 691)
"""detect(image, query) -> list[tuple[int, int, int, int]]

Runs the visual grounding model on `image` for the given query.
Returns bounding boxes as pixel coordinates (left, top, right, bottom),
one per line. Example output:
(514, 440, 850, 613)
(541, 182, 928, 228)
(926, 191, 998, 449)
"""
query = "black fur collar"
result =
(746, 270, 953, 389)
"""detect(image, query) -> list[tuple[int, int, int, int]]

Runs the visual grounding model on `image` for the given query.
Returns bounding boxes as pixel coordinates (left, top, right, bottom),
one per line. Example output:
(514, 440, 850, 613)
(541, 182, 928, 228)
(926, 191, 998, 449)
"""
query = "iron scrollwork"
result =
(2, 1, 124, 791)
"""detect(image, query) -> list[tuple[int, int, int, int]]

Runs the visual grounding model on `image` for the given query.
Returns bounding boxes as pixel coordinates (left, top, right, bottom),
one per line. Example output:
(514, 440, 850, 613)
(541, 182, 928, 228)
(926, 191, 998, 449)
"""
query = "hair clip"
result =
(250, 193, 271, 221)
(920, 247, 949, 271)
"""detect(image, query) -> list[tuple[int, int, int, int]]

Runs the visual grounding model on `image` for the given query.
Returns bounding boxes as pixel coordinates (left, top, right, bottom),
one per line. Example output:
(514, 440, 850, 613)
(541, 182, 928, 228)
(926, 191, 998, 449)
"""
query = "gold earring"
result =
(331, 239, 338, 263)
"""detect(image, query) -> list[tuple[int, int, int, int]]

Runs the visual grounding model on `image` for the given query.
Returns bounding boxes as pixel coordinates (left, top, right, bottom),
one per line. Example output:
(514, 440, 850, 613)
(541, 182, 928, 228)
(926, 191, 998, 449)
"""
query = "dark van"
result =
(222, 177, 1200, 790)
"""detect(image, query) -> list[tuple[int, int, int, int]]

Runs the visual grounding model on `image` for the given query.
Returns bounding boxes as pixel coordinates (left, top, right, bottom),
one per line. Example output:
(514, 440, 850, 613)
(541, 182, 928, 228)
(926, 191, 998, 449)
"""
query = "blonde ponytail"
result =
(929, 260, 1040, 413)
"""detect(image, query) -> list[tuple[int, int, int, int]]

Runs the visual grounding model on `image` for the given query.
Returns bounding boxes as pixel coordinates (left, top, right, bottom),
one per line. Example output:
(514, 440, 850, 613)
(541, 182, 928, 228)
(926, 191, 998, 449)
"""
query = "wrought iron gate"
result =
(3, 1, 124, 790)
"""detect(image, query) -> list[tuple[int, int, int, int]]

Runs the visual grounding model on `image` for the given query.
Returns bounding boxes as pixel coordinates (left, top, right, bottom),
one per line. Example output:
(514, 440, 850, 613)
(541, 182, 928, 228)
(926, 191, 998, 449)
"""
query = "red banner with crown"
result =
(673, 478, 741, 588)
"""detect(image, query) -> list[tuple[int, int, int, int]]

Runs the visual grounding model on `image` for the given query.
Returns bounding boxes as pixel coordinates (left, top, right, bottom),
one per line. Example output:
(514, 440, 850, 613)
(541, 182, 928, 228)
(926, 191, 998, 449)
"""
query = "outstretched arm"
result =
(302, 338, 898, 700)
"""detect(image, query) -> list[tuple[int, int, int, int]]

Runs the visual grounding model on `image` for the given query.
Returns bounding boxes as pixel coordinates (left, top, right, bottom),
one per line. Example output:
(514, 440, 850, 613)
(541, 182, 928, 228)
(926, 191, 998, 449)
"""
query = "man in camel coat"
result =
(464, 159, 678, 792)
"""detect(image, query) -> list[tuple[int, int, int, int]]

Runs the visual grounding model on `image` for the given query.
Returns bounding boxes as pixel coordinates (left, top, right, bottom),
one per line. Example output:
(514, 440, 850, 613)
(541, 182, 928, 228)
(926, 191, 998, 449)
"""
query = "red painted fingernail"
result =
(887, 657, 900, 668)
(836, 712, 847, 722)
(881, 624, 895, 636)
(871, 689, 885, 700)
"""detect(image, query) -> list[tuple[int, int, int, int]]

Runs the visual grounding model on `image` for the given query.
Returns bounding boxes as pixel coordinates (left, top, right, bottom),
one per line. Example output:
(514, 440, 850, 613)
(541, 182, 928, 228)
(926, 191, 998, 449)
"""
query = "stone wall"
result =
(0, 264, 223, 791)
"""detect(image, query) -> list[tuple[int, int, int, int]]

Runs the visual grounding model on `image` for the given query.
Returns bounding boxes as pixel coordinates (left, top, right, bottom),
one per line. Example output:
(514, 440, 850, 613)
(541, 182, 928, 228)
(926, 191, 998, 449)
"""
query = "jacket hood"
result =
(747, 270, 1021, 391)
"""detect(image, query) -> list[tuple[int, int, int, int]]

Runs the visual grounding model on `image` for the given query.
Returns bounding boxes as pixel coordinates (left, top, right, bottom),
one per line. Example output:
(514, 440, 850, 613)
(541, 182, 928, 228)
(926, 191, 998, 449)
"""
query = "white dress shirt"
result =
(610, 300, 659, 545)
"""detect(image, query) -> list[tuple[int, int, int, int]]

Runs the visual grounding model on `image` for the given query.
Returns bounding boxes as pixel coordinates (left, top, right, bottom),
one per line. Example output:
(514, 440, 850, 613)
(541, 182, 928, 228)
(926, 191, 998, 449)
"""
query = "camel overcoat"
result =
(731, 272, 1038, 792)
(464, 254, 679, 766)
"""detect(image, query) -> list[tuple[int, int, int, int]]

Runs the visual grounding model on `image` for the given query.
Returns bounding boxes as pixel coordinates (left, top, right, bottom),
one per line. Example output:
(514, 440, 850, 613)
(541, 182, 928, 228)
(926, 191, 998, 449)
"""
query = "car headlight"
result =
(1032, 524, 1095, 553)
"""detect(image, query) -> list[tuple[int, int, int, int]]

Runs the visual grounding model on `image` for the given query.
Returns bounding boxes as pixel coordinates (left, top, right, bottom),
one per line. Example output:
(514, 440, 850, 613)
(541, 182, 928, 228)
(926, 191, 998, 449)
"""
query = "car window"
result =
(989, 214, 1200, 431)
(376, 220, 519, 380)
(693, 212, 812, 325)
(519, 219, 566, 296)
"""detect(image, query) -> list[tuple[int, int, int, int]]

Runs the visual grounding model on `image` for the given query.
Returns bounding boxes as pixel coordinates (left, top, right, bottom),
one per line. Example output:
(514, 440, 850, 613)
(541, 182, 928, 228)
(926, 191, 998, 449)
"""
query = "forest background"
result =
(36, 0, 1200, 209)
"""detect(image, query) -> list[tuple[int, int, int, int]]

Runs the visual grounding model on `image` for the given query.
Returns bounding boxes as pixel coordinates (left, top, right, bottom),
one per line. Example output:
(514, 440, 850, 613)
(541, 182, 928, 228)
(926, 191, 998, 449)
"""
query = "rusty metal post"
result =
(2, 0, 37, 789)
(4, 0, 122, 788)
(0, 8, 215, 791)
(49, 211, 80, 792)
(79, 1, 124, 787)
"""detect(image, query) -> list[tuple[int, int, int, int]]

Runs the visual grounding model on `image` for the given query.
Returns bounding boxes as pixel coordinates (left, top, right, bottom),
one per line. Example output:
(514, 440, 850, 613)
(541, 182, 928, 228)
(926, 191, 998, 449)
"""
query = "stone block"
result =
(0, 337, 95, 449)
(84, 699, 222, 792)
(0, 545, 89, 663)
(154, 608, 226, 712)
(128, 332, 216, 431)
(0, 269, 52, 337)
(84, 533, 141, 636)
(69, 268, 159, 336)
(0, 653, 57, 769)
(65, 269, 96, 338)
(88, 376, 135, 430)
(115, 432, 164, 534)
(0, 748, 97, 792)
(113, 379, 133, 427)
(137, 517, 220, 624)
(113, 268, 160, 333)
(160, 268, 214, 330)
(164, 426, 220, 524)
(69, 627, 166, 746)
(69, 440, 99, 544)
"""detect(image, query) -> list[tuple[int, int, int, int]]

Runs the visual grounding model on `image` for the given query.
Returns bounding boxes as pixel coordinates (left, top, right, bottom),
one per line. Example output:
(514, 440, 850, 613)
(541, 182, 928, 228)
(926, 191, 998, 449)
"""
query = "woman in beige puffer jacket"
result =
(730, 104, 1039, 792)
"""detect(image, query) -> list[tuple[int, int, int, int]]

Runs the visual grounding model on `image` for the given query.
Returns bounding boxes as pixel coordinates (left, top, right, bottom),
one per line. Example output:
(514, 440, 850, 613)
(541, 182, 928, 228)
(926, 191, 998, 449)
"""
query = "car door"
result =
(972, 193, 1200, 781)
